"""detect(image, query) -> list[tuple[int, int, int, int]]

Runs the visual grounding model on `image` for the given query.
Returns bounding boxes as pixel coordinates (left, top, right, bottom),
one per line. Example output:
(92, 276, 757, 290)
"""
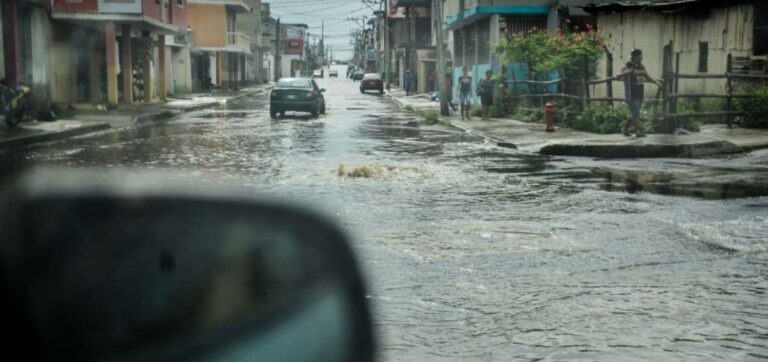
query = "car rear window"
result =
(277, 79, 311, 88)
(363, 74, 380, 80)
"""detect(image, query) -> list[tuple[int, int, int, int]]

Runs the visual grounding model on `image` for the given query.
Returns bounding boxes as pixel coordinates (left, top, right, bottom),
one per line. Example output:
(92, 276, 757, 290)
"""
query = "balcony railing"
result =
(227, 32, 251, 53)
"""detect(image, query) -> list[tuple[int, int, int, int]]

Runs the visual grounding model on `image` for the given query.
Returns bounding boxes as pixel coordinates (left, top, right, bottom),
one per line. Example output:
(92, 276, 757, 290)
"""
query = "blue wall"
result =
(452, 63, 559, 106)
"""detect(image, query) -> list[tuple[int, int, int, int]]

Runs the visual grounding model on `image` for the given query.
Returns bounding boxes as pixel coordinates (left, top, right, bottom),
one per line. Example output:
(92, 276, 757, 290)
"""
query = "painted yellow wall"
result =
(188, 4, 227, 48)
(594, 5, 755, 98)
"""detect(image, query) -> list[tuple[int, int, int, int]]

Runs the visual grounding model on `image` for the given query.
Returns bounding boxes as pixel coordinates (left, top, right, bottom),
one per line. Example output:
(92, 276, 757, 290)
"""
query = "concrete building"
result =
(389, 1, 432, 91)
(280, 23, 308, 78)
(585, 0, 766, 99)
(187, 0, 251, 91)
(237, 0, 269, 84)
(50, 0, 189, 106)
(262, 15, 278, 82)
(440, 0, 593, 102)
(1, 0, 54, 111)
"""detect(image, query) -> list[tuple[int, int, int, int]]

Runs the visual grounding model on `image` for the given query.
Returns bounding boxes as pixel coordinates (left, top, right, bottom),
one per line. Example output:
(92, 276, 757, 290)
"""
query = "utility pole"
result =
(321, 20, 324, 67)
(275, 18, 281, 81)
(384, 0, 391, 89)
(434, 0, 448, 116)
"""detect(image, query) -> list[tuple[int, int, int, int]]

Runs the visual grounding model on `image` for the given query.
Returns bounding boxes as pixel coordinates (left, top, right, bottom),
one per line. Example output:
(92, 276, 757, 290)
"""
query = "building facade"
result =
(280, 23, 307, 78)
(586, 0, 765, 99)
(50, 0, 189, 105)
(187, 0, 251, 91)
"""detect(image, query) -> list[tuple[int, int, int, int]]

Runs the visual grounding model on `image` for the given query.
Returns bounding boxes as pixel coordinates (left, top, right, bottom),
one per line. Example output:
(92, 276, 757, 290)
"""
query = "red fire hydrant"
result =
(544, 102, 555, 133)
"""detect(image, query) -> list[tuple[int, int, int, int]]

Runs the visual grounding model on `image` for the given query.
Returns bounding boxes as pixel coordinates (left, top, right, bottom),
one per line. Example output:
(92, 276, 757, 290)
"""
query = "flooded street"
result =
(1, 67, 767, 360)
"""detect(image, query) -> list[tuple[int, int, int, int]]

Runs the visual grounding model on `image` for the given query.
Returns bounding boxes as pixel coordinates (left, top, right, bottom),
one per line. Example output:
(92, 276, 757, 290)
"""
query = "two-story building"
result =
(187, 0, 251, 91)
(389, 1, 432, 91)
(50, 0, 189, 106)
(440, 0, 593, 102)
(237, 0, 268, 84)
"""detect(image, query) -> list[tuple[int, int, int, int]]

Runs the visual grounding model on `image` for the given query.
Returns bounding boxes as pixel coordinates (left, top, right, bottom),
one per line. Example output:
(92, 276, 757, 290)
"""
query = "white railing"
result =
(226, 32, 251, 53)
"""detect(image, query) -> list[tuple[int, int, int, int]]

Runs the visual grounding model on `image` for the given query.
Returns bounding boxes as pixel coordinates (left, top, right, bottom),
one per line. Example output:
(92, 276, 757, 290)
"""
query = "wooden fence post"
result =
(606, 52, 614, 106)
(726, 53, 734, 128)
(582, 55, 589, 109)
(661, 42, 673, 133)
(672, 52, 680, 130)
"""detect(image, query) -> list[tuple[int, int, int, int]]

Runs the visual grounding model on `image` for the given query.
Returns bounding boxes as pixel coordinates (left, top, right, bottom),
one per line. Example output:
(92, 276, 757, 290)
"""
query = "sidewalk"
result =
(386, 86, 768, 158)
(0, 84, 272, 151)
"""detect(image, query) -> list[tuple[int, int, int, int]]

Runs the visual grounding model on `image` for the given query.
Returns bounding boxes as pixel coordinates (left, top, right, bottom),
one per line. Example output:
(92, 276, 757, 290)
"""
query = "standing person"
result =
(477, 70, 495, 121)
(458, 66, 473, 120)
(404, 69, 413, 96)
(616, 48, 661, 137)
(444, 72, 457, 112)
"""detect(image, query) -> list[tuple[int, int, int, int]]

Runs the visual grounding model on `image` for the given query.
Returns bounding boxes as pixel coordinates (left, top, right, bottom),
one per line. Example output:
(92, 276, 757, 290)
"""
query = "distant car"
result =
(346, 64, 355, 78)
(329, 69, 339, 77)
(351, 70, 365, 81)
(360, 73, 384, 94)
(270, 78, 326, 118)
(313, 69, 323, 78)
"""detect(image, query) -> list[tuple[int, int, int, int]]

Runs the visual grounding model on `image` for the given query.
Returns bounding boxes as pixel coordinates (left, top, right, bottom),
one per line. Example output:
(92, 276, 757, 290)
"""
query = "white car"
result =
(329, 69, 339, 77)
(313, 69, 323, 78)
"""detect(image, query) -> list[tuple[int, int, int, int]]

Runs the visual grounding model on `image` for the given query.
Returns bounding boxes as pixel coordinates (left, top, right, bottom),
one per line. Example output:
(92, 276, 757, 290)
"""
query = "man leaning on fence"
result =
(617, 49, 661, 138)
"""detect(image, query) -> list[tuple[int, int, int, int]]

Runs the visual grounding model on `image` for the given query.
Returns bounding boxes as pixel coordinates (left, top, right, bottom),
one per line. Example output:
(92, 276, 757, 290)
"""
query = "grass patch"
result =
(403, 105, 414, 112)
(415, 109, 451, 126)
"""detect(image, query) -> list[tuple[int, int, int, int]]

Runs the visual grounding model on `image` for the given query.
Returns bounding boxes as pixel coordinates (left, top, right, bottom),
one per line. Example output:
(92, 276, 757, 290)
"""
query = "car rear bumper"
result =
(270, 101, 316, 112)
(360, 83, 383, 90)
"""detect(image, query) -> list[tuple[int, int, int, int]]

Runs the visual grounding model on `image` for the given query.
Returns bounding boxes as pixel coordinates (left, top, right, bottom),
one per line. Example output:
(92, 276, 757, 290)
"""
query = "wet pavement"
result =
(1, 65, 767, 360)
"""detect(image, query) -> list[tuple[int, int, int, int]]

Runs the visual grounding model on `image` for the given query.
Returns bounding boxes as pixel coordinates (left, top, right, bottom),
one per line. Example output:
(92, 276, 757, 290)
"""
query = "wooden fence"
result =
(503, 44, 767, 132)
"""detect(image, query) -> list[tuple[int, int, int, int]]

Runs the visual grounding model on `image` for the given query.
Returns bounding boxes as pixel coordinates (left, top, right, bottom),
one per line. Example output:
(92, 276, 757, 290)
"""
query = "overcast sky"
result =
(268, 0, 381, 61)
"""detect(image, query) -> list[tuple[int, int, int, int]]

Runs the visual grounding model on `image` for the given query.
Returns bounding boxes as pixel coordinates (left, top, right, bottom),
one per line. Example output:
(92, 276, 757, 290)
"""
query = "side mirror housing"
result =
(0, 169, 374, 362)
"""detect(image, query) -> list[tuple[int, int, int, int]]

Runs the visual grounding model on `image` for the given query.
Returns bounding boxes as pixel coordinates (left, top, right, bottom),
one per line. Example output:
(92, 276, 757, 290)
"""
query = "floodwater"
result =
(1, 66, 766, 360)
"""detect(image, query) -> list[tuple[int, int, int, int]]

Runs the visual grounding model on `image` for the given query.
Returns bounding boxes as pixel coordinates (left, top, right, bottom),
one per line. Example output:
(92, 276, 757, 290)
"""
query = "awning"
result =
(443, 5, 550, 31)
(582, 0, 754, 14)
(51, 12, 187, 35)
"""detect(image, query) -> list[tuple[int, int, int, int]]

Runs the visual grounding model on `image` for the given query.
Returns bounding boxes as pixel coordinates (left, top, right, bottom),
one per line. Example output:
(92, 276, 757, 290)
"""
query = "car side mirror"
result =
(0, 168, 374, 362)
(320, 88, 326, 93)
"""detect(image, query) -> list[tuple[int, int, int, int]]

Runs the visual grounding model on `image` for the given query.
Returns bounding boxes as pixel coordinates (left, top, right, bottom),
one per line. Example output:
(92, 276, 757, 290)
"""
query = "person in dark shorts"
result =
(458, 66, 473, 120)
(477, 70, 495, 121)
(445, 73, 457, 112)
(616, 48, 661, 137)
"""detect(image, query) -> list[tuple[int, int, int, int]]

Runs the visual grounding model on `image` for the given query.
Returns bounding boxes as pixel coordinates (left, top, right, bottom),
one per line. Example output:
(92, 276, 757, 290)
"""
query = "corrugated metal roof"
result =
(583, 0, 754, 13)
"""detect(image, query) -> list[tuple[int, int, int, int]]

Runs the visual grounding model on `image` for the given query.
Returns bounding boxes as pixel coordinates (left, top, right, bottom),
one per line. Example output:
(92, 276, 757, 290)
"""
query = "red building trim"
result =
(52, 0, 99, 12)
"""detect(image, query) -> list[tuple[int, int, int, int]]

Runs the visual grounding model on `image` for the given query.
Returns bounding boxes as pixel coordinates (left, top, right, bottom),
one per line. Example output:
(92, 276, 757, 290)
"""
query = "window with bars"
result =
(502, 15, 547, 37)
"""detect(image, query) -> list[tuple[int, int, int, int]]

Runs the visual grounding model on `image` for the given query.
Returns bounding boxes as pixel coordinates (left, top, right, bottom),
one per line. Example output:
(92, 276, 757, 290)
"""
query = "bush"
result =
(568, 105, 626, 134)
(513, 107, 544, 122)
(736, 86, 768, 128)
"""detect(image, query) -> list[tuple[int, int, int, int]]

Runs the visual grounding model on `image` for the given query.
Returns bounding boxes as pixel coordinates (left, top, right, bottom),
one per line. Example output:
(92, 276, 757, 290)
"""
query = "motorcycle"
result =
(0, 80, 32, 128)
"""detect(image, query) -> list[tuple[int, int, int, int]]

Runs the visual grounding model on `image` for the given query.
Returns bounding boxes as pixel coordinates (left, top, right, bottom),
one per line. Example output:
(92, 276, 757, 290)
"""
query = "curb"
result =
(0, 123, 111, 151)
(539, 140, 744, 158)
(449, 122, 518, 149)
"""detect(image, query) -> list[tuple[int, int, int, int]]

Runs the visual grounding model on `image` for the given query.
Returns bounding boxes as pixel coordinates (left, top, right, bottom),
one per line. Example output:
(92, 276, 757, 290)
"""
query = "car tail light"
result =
(270, 90, 277, 98)
(307, 91, 314, 99)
